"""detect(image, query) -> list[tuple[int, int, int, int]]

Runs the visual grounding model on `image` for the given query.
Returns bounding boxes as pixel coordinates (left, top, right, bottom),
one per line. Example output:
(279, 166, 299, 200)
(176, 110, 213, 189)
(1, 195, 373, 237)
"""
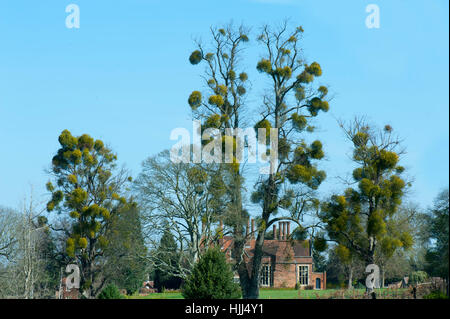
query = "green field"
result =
(129, 288, 408, 299)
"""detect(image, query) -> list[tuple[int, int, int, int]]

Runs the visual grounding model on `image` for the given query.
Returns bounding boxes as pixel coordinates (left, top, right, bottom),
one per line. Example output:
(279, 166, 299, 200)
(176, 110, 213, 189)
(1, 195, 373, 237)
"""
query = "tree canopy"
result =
(320, 119, 412, 269)
(46, 130, 132, 298)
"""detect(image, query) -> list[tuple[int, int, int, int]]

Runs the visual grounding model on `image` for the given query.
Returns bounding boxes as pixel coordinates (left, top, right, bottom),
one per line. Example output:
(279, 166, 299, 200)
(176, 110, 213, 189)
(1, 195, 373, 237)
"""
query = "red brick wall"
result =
(311, 272, 326, 289)
(267, 260, 326, 289)
(63, 288, 79, 299)
(273, 263, 297, 288)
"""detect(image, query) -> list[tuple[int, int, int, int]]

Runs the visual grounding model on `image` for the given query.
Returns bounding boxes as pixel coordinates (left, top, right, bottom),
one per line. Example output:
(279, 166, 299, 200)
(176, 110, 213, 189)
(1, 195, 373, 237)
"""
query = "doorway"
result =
(315, 278, 321, 289)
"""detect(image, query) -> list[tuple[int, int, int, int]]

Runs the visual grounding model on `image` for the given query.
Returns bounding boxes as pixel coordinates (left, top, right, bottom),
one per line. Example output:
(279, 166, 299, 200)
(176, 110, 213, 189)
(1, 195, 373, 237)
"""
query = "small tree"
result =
(182, 248, 241, 299)
(97, 284, 124, 299)
(103, 203, 148, 295)
(425, 189, 449, 282)
(153, 226, 182, 292)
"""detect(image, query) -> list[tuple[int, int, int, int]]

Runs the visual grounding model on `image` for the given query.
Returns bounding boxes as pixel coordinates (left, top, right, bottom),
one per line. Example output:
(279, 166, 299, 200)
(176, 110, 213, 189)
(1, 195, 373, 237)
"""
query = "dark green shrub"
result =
(423, 290, 449, 299)
(355, 282, 366, 289)
(97, 284, 125, 299)
(182, 247, 241, 299)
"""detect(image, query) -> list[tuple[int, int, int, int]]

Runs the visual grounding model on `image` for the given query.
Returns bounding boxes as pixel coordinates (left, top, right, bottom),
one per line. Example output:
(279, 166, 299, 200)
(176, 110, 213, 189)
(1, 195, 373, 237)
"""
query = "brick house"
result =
(219, 220, 326, 289)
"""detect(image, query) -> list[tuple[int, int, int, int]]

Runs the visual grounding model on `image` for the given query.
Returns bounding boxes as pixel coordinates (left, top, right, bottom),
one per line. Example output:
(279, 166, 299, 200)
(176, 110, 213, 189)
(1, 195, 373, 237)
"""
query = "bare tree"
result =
(0, 207, 18, 262)
(0, 190, 55, 299)
(0, 206, 20, 298)
(134, 150, 228, 279)
(19, 193, 47, 299)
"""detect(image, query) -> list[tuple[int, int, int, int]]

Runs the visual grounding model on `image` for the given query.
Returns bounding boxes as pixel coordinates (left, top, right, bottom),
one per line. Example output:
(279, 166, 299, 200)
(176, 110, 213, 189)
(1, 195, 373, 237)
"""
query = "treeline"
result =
(0, 22, 448, 299)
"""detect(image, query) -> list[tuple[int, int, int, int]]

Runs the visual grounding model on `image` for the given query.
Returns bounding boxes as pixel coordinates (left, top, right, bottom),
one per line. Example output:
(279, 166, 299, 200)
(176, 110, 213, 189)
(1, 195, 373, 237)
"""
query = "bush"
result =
(354, 280, 367, 289)
(182, 247, 241, 299)
(97, 284, 125, 299)
(409, 271, 428, 285)
(423, 290, 449, 299)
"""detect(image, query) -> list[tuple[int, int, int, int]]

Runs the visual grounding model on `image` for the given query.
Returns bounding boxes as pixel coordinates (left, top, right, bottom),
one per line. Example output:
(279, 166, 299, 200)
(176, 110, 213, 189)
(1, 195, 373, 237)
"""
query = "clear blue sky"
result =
(0, 0, 448, 211)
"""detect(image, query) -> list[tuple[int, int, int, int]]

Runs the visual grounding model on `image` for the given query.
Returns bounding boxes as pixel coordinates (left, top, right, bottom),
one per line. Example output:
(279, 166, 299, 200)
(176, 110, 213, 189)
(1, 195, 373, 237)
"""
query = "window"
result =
(260, 265, 272, 287)
(298, 265, 309, 286)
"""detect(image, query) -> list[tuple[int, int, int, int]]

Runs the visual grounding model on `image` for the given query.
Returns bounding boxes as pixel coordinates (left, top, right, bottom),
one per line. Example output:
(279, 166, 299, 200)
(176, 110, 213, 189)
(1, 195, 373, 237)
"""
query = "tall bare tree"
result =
(134, 150, 227, 279)
(0, 191, 58, 299)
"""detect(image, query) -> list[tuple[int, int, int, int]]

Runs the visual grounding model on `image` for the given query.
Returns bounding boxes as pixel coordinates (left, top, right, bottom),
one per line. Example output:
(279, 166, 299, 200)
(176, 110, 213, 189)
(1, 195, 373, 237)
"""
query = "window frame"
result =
(298, 264, 309, 286)
(260, 264, 272, 287)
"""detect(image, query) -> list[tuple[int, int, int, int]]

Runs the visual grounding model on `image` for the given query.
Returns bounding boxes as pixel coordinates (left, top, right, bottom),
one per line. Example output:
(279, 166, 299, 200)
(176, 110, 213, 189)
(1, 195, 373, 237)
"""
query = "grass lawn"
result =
(130, 288, 408, 299)
(131, 291, 184, 299)
(260, 288, 407, 299)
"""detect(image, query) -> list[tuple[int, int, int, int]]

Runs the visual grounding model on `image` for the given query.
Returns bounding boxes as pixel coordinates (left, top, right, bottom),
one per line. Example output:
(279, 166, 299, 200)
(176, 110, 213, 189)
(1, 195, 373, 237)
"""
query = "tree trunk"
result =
(237, 260, 250, 299)
(232, 139, 277, 298)
(192, 230, 199, 264)
(446, 277, 449, 297)
(247, 229, 266, 299)
(232, 220, 251, 299)
(347, 267, 353, 290)
(228, 167, 263, 299)
(234, 207, 270, 299)
(82, 240, 97, 299)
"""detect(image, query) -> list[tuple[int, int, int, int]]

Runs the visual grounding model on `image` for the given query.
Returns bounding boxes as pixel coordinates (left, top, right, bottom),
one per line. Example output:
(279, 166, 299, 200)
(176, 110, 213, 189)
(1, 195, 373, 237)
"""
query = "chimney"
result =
(287, 222, 290, 239)
(273, 224, 277, 240)
(220, 220, 223, 233)
(251, 219, 255, 239)
(246, 218, 250, 237)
